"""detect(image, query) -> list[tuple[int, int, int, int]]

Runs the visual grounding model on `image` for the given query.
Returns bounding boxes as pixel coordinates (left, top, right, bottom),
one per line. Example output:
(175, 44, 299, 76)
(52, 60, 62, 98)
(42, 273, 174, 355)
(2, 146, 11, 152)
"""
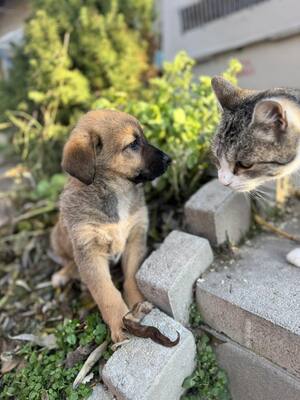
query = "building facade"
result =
(0, 0, 30, 78)
(161, 0, 300, 89)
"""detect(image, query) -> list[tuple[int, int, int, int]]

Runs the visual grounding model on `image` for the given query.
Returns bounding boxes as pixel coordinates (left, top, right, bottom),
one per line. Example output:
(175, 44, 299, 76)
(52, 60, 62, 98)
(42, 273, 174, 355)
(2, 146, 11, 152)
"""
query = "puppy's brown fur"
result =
(51, 110, 170, 342)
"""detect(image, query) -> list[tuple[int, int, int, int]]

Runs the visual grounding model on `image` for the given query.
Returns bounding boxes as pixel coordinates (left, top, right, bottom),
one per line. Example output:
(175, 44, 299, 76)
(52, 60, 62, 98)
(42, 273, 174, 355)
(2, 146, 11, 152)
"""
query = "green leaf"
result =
(173, 108, 186, 125)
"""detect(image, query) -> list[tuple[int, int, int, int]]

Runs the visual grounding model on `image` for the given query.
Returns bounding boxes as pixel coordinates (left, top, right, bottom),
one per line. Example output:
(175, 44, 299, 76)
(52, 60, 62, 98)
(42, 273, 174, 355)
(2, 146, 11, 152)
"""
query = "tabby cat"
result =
(211, 76, 300, 267)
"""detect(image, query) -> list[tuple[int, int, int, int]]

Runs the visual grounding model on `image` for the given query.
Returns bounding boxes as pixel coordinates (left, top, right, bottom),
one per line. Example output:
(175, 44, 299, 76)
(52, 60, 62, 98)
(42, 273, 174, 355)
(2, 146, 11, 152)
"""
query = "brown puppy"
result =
(51, 110, 171, 342)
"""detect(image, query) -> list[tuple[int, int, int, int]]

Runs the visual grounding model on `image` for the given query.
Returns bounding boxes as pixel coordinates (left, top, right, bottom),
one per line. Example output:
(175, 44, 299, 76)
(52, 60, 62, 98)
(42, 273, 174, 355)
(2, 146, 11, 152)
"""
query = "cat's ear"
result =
(252, 100, 288, 131)
(211, 76, 255, 111)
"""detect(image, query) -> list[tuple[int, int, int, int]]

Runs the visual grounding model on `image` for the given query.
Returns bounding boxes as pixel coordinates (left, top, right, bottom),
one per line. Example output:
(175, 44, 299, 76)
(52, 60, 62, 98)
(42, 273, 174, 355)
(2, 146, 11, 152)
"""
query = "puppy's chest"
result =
(109, 199, 143, 262)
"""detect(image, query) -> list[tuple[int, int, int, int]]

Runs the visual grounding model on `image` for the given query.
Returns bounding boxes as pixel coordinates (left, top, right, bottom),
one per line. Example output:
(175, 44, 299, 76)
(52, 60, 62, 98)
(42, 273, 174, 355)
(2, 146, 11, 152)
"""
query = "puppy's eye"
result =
(236, 161, 254, 169)
(125, 139, 140, 152)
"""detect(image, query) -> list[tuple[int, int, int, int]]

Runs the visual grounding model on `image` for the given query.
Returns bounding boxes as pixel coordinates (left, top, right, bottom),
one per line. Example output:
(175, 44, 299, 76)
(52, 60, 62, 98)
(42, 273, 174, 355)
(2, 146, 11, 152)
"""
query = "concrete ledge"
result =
(102, 309, 196, 400)
(136, 230, 213, 324)
(88, 384, 115, 399)
(215, 339, 300, 400)
(196, 234, 300, 378)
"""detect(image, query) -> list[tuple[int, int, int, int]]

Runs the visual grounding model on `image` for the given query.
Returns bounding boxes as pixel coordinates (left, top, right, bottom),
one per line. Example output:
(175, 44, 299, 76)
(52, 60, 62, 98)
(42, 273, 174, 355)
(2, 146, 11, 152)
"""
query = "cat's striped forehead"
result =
(214, 105, 255, 159)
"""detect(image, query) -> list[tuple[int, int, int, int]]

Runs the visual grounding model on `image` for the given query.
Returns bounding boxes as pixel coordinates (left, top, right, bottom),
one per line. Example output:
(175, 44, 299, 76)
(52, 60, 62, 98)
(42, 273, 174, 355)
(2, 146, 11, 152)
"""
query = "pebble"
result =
(286, 248, 300, 268)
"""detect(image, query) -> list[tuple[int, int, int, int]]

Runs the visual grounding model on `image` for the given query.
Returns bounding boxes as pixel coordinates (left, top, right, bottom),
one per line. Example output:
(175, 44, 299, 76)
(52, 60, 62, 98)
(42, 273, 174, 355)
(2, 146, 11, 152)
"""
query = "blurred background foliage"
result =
(0, 2, 240, 396)
(0, 0, 241, 203)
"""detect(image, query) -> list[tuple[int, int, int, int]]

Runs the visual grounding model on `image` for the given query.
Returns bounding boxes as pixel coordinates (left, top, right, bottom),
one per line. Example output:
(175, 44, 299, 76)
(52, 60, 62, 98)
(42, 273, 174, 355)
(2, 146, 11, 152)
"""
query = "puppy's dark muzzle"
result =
(131, 146, 172, 184)
(149, 147, 172, 178)
(162, 153, 172, 167)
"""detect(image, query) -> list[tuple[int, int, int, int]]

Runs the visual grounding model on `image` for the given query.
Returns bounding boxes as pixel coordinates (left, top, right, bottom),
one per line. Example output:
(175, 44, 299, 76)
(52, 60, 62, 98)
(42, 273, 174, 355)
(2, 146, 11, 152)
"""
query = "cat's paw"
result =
(286, 248, 300, 267)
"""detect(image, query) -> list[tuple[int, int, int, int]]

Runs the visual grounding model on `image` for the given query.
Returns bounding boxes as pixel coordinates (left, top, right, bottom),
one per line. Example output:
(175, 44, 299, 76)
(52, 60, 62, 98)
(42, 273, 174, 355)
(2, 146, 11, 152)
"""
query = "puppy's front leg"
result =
(78, 254, 129, 343)
(122, 225, 147, 308)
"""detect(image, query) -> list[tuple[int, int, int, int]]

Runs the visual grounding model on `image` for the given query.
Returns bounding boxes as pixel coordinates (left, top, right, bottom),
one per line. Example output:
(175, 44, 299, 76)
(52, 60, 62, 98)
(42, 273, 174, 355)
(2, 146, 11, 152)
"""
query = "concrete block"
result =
(196, 232, 300, 378)
(88, 384, 115, 399)
(215, 339, 300, 400)
(183, 179, 251, 245)
(102, 308, 196, 400)
(136, 230, 213, 324)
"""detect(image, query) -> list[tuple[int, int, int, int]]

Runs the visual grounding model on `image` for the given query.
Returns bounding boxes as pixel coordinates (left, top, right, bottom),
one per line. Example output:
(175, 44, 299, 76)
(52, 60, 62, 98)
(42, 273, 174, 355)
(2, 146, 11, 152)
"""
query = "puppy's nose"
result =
(163, 154, 172, 165)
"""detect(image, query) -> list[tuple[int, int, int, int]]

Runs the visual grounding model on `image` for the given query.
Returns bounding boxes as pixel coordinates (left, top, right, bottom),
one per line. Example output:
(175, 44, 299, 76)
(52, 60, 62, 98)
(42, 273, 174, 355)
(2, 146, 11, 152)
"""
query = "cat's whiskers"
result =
(255, 188, 271, 201)
(249, 189, 268, 203)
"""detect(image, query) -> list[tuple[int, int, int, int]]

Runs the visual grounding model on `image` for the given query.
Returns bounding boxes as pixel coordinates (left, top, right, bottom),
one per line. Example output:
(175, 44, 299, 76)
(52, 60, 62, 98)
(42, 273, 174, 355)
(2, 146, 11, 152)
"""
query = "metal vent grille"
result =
(181, 0, 269, 32)
(0, 0, 6, 12)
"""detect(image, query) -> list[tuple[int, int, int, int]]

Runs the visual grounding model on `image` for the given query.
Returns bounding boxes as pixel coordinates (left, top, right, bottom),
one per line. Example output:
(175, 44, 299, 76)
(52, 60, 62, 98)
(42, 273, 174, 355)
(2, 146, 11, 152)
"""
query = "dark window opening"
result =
(180, 0, 270, 32)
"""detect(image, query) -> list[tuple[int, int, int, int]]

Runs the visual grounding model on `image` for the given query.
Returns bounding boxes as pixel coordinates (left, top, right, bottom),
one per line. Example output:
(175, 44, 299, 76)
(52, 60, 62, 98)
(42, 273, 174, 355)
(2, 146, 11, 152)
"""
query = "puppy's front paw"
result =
(286, 248, 300, 267)
(111, 327, 129, 344)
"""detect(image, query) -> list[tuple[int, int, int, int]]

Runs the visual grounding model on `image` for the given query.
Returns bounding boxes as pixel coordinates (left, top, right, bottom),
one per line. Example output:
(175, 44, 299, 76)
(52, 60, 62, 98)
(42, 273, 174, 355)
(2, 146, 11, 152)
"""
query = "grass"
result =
(0, 313, 110, 400)
(181, 305, 231, 400)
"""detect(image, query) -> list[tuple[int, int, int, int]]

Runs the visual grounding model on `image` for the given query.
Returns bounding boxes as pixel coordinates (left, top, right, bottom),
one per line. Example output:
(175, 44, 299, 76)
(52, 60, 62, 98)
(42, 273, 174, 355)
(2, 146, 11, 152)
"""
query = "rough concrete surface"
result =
(184, 179, 251, 245)
(197, 214, 300, 378)
(88, 384, 115, 400)
(136, 230, 213, 324)
(215, 337, 300, 400)
(102, 308, 196, 400)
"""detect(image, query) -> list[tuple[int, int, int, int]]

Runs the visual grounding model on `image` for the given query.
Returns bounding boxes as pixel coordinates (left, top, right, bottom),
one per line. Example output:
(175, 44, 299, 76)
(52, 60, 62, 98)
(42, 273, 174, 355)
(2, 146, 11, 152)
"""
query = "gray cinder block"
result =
(88, 384, 115, 399)
(136, 230, 213, 325)
(102, 309, 196, 400)
(196, 233, 300, 378)
(215, 339, 300, 400)
(184, 179, 251, 245)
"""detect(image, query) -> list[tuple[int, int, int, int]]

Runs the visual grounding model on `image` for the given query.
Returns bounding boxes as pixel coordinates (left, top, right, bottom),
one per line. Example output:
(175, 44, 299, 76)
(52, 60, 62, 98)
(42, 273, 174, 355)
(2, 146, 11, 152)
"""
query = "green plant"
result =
(189, 303, 204, 328)
(0, 0, 154, 178)
(0, 312, 108, 400)
(181, 305, 231, 400)
(31, 173, 67, 202)
(182, 334, 231, 400)
(94, 52, 242, 202)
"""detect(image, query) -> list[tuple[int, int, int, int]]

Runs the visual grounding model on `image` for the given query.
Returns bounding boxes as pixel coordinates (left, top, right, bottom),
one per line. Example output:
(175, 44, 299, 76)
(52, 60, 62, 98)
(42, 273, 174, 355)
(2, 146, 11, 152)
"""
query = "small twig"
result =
(9, 333, 57, 349)
(13, 204, 57, 224)
(0, 230, 46, 244)
(72, 340, 108, 389)
(254, 213, 300, 243)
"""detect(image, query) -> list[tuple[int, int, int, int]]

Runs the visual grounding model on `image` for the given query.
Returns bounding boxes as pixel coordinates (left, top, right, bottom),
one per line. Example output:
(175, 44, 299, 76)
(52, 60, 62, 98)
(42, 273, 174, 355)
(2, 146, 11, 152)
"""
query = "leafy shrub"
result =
(0, 313, 108, 400)
(32, 174, 67, 202)
(0, 0, 240, 200)
(0, 0, 154, 178)
(94, 52, 242, 201)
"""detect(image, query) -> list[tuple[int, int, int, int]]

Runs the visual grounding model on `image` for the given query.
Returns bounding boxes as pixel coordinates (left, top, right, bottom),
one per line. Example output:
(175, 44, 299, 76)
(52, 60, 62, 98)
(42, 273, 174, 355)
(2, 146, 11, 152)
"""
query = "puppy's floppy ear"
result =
(252, 100, 288, 131)
(62, 130, 96, 185)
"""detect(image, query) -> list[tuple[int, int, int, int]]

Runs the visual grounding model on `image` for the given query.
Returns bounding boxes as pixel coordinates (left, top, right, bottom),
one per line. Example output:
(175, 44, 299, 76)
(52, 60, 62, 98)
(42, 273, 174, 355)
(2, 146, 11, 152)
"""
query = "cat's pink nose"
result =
(218, 169, 233, 186)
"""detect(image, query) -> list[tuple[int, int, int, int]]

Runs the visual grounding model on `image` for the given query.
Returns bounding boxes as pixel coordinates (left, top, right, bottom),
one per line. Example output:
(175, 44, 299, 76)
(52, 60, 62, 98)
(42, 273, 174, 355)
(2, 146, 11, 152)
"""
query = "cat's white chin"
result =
(218, 177, 266, 192)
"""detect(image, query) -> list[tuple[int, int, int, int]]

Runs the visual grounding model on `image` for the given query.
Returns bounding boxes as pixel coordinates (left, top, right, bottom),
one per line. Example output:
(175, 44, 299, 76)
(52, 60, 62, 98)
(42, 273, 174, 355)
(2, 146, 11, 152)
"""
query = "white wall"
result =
(161, 0, 300, 61)
(0, 0, 30, 38)
(194, 34, 300, 90)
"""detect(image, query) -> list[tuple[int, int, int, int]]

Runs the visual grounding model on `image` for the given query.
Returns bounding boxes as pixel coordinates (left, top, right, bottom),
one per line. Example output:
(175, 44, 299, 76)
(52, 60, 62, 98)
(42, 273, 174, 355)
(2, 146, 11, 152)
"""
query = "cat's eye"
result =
(236, 161, 254, 170)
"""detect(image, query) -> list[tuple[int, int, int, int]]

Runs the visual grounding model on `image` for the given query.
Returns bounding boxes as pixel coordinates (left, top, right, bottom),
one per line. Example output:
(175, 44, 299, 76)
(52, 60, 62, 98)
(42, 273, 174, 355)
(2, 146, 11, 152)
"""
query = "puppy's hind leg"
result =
(51, 261, 79, 288)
